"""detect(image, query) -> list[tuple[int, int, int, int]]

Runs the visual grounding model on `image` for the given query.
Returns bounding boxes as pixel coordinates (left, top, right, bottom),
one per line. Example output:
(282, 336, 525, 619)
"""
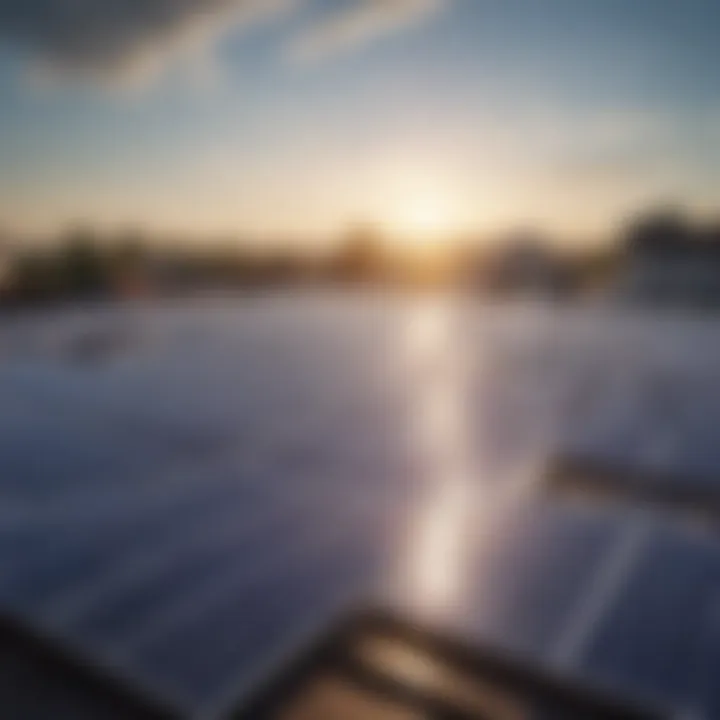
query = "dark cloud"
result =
(0, 0, 291, 81)
(0, 0, 450, 83)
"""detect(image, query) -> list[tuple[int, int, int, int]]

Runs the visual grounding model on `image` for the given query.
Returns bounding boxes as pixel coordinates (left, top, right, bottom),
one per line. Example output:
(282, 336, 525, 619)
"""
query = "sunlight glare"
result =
(385, 185, 460, 247)
(399, 299, 475, 617)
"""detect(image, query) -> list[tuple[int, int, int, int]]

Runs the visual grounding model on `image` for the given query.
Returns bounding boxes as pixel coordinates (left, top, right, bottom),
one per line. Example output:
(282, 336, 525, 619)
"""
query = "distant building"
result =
(615, 211, 720, 308)
(0, 240, 12, 297)
(484, 233, 572, 298)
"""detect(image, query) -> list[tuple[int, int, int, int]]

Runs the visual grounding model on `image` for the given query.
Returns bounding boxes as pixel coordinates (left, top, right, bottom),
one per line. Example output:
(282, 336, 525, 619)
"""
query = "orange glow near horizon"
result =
(388, 197, 458, 246)
(375, 165, 470, 248)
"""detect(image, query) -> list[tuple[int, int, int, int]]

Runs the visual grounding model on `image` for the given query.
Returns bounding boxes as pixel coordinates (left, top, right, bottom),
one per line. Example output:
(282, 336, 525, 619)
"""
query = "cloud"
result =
(289, 0, 448, 64)
(0, 0, 296, 85)
(0, 0, 450, 86)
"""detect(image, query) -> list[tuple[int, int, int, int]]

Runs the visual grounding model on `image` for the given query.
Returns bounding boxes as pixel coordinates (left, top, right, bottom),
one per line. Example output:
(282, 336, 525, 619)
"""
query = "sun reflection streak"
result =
(400, 297, 476, 618)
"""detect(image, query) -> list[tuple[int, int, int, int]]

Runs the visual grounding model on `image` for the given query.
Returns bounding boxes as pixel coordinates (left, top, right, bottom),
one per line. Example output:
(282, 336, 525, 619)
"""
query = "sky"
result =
(1, 0, 720, 246)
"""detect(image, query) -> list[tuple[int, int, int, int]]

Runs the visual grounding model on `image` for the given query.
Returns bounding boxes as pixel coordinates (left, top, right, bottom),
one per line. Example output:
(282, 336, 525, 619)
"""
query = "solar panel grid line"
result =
(0, 540, 119, 616)
(12, 468, 402, 628)
(0, 380, 266, 500)
(42, 497, 289, 627)
(19, 501, 258, 618)
(0, 448, 268, 531)
(38, 472, 362, 621)
(18, 481, 238, 542)
(445, 509, 619, 663)
(37, 470, 290, 580)
(114, 506, 387, 656)
(550, 516, 656, 669)
(0, 366, 166, 442)
(132, 543, 381, 710)
(665, 562, 717, 711)
(66, 550, 250, 645)
(573, 538, 720, 712)
(115, 544, 334, 656)
(686, 588, 720, 717)
(195, 597, 367, 720)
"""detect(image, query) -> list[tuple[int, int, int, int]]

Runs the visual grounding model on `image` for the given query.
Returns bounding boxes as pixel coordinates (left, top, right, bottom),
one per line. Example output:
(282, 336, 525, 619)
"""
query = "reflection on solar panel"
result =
(3, 299, 720, 717)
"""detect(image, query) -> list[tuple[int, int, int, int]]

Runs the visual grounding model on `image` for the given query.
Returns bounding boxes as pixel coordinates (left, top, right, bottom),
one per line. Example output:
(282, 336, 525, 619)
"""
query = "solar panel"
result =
(3, 299, 720, 717)
(232, 609, 668, 720)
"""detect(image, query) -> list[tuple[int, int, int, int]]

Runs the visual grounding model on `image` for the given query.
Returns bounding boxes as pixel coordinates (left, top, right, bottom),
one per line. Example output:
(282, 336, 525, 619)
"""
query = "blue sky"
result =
(1, 0, 719, 244)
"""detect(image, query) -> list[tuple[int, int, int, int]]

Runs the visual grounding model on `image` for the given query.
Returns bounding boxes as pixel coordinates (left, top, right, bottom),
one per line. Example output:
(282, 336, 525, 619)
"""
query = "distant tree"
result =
(9, 252, 58, 302)
(330, 225, 386, 283)
(571, 246, 621, 291)
(623, 208, 692, 256)
(113, 232, 146, 269)
(58, 227, 109, 296)
(701, 220, 720, 247)
(106, 232, 152, 297)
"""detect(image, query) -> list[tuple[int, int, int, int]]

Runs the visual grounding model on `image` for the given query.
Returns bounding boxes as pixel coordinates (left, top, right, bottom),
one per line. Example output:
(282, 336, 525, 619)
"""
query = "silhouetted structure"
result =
(8, 206, 720, 310)
(329, 226, 386, 284)
(484, 231, 573, 298)
(616, 209, 720, 307)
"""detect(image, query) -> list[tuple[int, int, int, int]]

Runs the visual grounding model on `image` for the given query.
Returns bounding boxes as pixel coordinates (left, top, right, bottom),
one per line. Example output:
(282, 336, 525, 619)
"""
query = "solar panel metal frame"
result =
(228, 608, 670, 720)
(546, 454, 720, 530)
(0, 611, 180, 719)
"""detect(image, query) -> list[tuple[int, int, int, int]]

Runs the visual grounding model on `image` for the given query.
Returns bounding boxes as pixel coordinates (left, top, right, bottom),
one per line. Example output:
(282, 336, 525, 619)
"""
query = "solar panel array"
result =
(1, 297, 720, 717)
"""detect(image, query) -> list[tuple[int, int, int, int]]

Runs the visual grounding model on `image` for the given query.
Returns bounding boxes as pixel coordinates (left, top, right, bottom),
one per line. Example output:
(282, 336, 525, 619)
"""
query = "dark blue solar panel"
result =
(133, 543, 378, 705)
(582, 531, 720, 704)
(3, 300, 720, 717)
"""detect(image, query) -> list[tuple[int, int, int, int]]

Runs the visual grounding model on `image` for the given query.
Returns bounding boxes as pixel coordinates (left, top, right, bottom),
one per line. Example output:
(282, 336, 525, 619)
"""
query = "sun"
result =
(386, 190, 459, 247)
(400, 201, 452, 237)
